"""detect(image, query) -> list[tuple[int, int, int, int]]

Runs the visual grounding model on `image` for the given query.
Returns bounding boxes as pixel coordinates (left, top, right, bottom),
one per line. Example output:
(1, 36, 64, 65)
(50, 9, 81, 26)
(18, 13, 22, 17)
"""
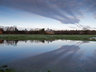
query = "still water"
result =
(0, 40, 96, 72)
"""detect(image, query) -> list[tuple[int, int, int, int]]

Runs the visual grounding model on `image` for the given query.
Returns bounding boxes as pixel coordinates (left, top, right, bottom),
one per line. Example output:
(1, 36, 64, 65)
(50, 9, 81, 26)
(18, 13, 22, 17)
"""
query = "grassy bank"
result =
(0, 34, 96, 41)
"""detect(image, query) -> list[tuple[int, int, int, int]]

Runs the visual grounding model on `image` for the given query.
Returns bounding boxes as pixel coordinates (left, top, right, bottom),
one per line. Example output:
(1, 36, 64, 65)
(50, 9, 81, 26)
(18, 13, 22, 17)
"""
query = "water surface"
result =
(0, 40, 96, 72)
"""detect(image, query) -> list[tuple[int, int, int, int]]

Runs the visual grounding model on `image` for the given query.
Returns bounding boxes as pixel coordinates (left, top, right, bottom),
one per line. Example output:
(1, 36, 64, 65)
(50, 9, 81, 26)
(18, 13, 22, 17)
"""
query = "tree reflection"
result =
(0, 40, 56, 46)
(0, 40, 4, 44)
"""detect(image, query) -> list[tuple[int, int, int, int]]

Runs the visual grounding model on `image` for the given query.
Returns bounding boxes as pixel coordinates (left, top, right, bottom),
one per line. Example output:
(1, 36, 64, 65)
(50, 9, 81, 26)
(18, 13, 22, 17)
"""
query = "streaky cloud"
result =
(0, 0, 96, 24)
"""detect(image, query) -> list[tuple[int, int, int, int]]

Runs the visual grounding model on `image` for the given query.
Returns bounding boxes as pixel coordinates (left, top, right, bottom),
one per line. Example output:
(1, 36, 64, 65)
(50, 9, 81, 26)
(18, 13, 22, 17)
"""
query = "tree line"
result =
(0, 26, 96, 35)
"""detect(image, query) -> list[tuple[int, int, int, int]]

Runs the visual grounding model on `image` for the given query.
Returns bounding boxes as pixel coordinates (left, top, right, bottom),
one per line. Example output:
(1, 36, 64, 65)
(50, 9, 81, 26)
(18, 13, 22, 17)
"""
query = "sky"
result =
(0, 0, 96, 30)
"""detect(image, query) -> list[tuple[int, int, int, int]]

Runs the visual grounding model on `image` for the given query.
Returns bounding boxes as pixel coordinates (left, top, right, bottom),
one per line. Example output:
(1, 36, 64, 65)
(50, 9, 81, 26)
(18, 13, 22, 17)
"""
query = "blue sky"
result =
(0, 0, 96, 30)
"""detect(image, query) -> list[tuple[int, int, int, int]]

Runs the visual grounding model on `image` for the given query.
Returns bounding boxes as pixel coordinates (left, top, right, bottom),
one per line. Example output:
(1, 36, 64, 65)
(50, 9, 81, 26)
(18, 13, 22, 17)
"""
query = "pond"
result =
(0, 40, 96, 72)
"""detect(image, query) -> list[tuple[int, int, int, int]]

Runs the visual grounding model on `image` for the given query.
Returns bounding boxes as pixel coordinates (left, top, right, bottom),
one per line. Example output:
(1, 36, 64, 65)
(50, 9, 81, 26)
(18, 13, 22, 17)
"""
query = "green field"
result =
(0, 34, 96, 41)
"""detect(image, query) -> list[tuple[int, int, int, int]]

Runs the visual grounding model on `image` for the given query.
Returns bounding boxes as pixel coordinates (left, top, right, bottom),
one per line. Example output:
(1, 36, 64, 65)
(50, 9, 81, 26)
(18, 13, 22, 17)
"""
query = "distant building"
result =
(0, 28, 3, 34)
(46, 29, 54, 34)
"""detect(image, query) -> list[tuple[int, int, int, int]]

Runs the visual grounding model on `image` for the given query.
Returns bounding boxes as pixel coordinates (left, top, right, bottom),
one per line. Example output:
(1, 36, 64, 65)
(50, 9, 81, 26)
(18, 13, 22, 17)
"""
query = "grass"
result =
(48, 70, 51, 72)
(0, 34, 96, 41)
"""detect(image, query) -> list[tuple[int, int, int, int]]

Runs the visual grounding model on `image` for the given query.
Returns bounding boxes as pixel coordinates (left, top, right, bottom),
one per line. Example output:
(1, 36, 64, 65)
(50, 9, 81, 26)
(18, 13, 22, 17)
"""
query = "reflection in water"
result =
(0, 40, 56, 46)
(5, 40, 18, 46)
(9, 43, 96, 72)
(30, 40, 54, 44)
(0, 40, 4, 44)
(0, 39, 90, 46)
(0, 40, 18, 45)
(0, 40, 96, 72)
